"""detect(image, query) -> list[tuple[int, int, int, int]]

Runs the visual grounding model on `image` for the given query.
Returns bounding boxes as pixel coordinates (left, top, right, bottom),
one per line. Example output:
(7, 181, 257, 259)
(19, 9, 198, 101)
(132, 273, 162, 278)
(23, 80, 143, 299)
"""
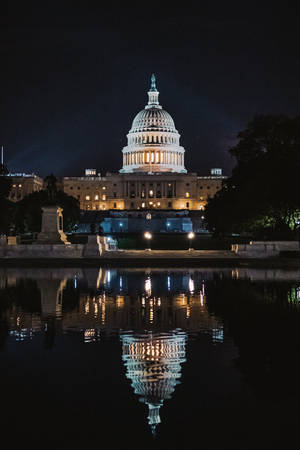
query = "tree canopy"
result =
(205, 115, 300, 235)
(15, 175, 80, 233)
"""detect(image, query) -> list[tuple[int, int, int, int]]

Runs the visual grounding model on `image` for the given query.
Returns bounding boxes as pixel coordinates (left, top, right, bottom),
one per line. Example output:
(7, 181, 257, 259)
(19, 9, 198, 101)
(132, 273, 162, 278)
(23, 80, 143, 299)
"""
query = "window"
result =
(95, 195, 99, 200)
(186, 183, 190, 186)
(85, 195, 90, 200)
(207, 186, 210, 189)
(167, 191, 172, 198)
(156, 190, 161, 198)
(149, 190, 154, 197)
(142, 202, 145, 208)
(130, 202, 134, 208)
(186, 202, 189, 208)
(102, 194, 106, 201)
(185, 192, 190, 198)
(77, 195, 80, 199)
(141, 190, 145, 198)
(102, 186, 106, 190)
(168, 202, 172, 208)
(70, 186, 73, 190)
(113, 203, 117, 208)
(113, 183, 117, 186)
(113, 192, 117, 198)
(12, 184, 16, 188)
(77, 187, 80, 190)
(18, 184, 22, 187)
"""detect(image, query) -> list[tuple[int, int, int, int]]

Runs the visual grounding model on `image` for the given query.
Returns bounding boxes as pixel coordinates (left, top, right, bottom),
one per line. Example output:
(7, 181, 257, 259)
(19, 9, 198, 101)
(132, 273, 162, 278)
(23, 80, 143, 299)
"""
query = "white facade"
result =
(120, 74, 187, 174)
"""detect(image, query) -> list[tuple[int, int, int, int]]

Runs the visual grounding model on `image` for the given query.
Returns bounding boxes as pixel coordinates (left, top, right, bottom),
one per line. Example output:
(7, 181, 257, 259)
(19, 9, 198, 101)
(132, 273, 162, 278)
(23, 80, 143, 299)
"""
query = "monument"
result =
(35, 206, 70, 245)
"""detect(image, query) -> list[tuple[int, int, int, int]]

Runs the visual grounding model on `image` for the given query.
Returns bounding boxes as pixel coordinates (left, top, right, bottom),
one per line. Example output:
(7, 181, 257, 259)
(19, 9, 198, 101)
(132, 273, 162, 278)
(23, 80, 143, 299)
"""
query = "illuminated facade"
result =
(7, 173, 44, 202)
(120, 74, 186, 174)
(63, 75, 226, 211)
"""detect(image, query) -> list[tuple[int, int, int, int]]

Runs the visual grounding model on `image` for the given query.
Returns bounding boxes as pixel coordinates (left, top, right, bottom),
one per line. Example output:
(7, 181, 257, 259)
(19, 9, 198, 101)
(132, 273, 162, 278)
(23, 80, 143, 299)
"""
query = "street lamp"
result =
(187, 231, 195, 251)
(144, 231, 152, 251)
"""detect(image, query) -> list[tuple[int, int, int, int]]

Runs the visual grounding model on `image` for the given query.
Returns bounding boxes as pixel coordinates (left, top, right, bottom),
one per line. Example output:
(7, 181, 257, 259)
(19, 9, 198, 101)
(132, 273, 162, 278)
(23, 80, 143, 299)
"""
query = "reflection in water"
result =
(121, 331, 186, 435)
(0, 267, 300, 445)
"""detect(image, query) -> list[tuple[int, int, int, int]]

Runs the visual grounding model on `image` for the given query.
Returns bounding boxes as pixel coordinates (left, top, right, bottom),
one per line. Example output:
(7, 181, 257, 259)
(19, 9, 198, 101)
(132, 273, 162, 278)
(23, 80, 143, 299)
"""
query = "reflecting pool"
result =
(0, 267, 299, 449)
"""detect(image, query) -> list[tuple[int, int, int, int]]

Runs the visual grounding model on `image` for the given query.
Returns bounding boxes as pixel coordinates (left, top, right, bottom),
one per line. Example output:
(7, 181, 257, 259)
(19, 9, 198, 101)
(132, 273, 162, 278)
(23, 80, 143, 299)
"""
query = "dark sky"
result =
(0, 1, 299, 177)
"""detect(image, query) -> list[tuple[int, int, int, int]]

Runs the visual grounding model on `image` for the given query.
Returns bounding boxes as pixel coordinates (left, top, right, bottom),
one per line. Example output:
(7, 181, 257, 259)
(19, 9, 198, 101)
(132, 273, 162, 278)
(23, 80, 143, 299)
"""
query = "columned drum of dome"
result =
(120, 74, 187, 174)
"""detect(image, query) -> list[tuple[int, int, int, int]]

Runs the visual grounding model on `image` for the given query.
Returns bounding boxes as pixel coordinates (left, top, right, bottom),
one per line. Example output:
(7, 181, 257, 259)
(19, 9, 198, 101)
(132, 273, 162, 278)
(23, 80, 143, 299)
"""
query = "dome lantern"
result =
(146, 74, 161, 109)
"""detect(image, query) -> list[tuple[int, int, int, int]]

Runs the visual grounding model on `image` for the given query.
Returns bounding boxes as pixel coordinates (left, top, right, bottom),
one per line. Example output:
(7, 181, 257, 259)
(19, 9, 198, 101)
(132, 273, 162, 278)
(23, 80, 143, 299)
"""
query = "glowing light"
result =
(187, 232, 195, 239)
(189, 277, 194, 293)
(144, 231, 152, 240)
(145, 276, 152, 296)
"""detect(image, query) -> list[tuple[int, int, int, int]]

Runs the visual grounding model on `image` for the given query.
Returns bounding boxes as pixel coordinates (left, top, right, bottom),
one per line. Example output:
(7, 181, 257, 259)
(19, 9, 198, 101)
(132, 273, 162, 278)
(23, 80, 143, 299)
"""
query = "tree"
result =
(15, 175, 80, 233)
(206, 115, 300, 235)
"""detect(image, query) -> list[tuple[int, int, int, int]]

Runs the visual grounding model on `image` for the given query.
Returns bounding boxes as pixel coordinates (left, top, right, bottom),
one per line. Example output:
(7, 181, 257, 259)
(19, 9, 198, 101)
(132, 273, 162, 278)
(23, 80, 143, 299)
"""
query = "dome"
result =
(130, 107, 177, 134)
(120, 74, 187, 174)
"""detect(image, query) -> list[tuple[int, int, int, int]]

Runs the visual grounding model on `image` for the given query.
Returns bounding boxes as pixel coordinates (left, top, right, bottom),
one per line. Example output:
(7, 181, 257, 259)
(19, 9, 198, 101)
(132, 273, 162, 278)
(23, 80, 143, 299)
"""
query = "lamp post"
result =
(144, 231, 152, 251)
(187, 232, 195, 251)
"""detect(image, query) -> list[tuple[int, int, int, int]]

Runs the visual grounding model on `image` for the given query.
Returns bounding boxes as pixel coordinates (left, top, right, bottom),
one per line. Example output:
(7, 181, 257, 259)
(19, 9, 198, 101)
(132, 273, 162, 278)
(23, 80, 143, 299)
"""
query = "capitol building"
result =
(6, 75, 226, 232)
(62, 75, 225, 213)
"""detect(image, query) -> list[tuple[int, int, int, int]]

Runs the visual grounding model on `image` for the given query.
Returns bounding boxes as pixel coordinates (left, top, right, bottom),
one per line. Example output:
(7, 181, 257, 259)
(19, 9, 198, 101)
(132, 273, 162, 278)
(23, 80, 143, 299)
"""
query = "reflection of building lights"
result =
(188, 277, 194, 293)
(200, 292, 204, 306)
(119, 276, 123, 290)
(167, 275, 171, 290)
(145, 277, 152, 297)
(121, 331, 187, 436)
(84, 328, 96, 343)
(212, 327, 224, 343)
(107, 270, 111, 284)
(186, 305, 190, 319)
(101, 302, 106, 325)
(116, 295, 124, 309)
(85, 300, 89, 314)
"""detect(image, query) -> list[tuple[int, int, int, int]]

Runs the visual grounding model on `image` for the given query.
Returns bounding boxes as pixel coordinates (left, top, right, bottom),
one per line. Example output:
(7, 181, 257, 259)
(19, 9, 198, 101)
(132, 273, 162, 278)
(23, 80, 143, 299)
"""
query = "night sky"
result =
(1, 2, 299, 177)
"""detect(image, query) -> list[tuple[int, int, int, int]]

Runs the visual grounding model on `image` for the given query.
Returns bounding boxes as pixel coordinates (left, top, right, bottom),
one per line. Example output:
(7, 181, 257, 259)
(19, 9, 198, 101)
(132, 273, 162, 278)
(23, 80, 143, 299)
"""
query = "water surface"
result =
(0, 267, 299, 449)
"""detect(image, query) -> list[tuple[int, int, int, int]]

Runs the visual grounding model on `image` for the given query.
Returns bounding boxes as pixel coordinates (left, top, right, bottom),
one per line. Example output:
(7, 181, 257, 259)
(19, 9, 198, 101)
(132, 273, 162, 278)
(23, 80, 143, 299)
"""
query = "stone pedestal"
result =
(83, 235, 102, 257)
(35, 206, 70, 245)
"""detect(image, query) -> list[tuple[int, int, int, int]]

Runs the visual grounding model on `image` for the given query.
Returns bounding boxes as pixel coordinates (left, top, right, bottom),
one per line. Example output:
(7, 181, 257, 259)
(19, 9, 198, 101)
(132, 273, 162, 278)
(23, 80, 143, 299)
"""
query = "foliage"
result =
(205, 115, 300, 235)
(15, 175, 80, 233)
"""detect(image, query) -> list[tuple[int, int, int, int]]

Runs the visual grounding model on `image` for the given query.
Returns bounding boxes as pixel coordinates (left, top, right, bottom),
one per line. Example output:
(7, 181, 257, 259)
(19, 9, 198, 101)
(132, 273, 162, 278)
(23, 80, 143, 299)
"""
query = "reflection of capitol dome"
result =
(120, 74, 187, 174)
(121, 331, 186, 435)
